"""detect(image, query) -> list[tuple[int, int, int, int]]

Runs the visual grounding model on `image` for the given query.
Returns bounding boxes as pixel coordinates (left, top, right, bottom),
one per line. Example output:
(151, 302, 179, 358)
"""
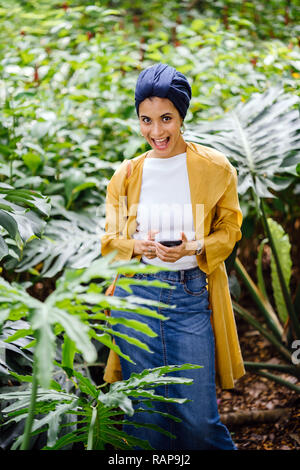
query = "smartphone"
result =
(159, 240, 182, 247)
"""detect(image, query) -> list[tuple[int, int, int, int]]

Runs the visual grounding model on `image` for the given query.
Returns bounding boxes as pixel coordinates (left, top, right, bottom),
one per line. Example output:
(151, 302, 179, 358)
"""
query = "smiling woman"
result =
(138, 97, 186, 157)
(101, 63, 245, 450)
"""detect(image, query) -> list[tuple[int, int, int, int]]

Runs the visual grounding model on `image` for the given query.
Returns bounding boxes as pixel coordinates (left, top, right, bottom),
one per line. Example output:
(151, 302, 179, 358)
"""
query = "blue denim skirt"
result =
(110, 264, 236, 450)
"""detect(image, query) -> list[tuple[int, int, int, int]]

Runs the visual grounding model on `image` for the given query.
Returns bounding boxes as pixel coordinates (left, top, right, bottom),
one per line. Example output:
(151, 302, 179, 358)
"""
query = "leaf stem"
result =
(256, 239, 269, 301)
(244, 360, 300, 379)
(20, 361, 38, 450)
(245, 367, 300, 393)
(87, 406, 97, 450)
(232, 300, 290, 362)
(234, 258, 283, 340)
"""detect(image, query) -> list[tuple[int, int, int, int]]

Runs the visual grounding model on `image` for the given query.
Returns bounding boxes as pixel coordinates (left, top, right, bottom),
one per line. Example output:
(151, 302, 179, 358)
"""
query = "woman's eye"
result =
(141, 116, 171, 124)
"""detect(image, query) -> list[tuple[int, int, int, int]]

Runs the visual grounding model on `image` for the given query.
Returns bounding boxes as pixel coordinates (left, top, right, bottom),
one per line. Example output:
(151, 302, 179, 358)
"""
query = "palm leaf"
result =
(185, 87, 300, 198)
(15, 209, 102, 277)
(0, 183, 50, 265)
(0, 363, 202, 450)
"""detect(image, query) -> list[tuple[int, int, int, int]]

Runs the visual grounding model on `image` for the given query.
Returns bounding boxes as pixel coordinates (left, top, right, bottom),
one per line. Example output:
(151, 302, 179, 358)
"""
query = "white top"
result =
(132, 152, 198, 270)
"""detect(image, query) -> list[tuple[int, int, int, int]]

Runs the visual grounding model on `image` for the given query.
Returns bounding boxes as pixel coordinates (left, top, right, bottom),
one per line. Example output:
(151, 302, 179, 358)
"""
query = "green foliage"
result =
(0, 184, 50, 266)
(0, 0, 300, 448)
(0, 255, 172, 389)
(186, 87, 300, 199)
(0, 0, 299, 281)
(188, 86, 300, 391)
(0, 255, 202, 449)
(0, 363, 201, 450)
(14, 202, 103, 277)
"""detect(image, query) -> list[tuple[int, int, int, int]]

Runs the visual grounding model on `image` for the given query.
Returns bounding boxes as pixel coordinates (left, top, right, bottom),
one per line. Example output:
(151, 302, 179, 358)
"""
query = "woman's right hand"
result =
(133, 231, 158, 259)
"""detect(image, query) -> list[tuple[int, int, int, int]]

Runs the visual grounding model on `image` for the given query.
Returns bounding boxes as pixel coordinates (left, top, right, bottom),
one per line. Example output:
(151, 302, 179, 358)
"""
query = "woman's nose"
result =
(151, 122, 164, 137)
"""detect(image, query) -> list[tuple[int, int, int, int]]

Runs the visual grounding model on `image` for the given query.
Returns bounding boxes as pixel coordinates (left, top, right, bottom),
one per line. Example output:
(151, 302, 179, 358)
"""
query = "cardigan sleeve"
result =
(198, 167, 243, 275)
(101, 163, 135, 261)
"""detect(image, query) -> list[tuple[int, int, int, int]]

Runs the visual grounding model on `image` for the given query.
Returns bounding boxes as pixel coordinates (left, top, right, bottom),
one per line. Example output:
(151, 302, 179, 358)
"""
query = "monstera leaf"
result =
(0, 184, 51, 264)
(185, 87, 300, 198)
(15, 206, 103, 278)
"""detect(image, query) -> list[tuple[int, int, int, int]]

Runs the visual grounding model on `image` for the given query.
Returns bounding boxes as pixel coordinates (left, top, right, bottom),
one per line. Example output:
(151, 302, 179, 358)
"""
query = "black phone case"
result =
(159, 240, 182, 247)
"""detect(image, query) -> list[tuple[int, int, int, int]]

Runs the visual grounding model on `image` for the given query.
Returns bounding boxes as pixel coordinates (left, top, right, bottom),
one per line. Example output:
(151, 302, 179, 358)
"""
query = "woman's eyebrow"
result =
(140, 112, 173, 118)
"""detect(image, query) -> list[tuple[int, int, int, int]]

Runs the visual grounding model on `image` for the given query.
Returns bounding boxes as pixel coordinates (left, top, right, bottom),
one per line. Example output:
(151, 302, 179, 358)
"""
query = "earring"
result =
(180, 123, 186, 134)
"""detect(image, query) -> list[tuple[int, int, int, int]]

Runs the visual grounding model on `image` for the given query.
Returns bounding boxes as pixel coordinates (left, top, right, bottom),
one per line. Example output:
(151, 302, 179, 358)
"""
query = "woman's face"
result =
(138, 97, 186, 158)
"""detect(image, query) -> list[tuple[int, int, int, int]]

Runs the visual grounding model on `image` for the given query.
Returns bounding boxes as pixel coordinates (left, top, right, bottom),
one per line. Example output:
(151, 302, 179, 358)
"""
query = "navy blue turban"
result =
(135, 63, 192, 120)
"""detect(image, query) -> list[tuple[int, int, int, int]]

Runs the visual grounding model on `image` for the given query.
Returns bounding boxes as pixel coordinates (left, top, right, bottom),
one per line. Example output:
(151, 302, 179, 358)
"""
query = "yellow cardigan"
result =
(101, 141, 245, 389)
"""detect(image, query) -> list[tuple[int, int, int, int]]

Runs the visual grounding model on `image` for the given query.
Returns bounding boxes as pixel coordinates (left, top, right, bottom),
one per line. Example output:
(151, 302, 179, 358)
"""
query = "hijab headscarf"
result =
(135, 63, 191, 119)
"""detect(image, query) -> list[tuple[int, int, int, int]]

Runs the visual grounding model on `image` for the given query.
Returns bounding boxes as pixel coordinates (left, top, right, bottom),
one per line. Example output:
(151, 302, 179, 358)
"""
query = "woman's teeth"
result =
(152, 137, 169, 147)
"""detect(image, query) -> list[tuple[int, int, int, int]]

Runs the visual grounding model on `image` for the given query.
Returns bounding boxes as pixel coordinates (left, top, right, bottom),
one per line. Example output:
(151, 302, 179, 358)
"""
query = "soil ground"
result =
(216, 317, 300, 451)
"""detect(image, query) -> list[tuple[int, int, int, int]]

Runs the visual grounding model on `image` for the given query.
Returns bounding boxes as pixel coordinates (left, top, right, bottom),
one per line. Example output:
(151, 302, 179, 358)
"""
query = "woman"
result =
(101, 63, 245, 450)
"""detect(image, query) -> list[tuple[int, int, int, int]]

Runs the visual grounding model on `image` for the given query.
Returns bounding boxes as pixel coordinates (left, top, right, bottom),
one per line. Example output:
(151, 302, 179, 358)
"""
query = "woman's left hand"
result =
(155, 232, 194, 263)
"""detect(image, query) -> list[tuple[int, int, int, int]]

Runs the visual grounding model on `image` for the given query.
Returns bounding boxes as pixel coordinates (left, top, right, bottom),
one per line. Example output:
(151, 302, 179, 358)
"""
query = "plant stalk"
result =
(246, 367, 300, 393)
(234, 258, 283, 340)
(232, 301, 291, 362)
(87, 406, 97, 450)
(244, 360, 300, 379)
(256, 239, 269, 301)
(20, 361, 38, 450)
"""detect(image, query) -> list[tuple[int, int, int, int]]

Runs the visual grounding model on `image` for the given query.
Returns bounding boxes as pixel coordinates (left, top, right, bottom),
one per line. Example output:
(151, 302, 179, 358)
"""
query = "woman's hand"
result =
(133, 230, 158, 259)
(155, 232, 195, 263)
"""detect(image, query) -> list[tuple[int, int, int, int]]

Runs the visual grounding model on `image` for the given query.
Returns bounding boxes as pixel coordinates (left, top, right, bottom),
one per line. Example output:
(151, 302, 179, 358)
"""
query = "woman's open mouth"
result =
(151, 137, 170, 150)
